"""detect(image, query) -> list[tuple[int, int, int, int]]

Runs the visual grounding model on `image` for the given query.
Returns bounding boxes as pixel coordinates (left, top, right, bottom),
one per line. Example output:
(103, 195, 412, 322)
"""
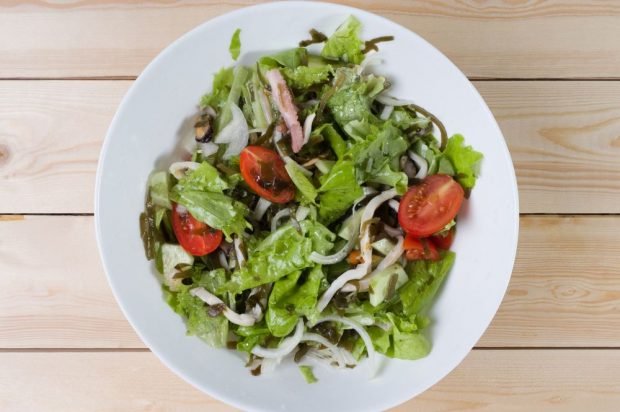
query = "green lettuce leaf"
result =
(327, 69, 385, 128)
(282, 65, 332, 90)
(285, 161, 318, 203)
(299, 365, 318, 384)
(317, 160, 363, 224)
(148, 171, 171, 209)
(314, 124, 347, 159)
(399, 251, 456, 316)
(389, 107, 431, 131)
(229, 28, 241, 60)
(174, 162, 229, 193)
(234, 323, 270, 353)
(165, 286, 228, 348)
(200, 67, 234, 111)
(259, 48, 308, 73)
(266, 266, 324, 337)
(348, 124, 408, 183)
(385, 313, 431, 360)
(224, 220, 334, 293)
(368, 164, 408, 195)
(169, 189, 250, 239)
(321, 15, 364, 64)
(216, 65, 250, 132)
(442, 134, 483, 191)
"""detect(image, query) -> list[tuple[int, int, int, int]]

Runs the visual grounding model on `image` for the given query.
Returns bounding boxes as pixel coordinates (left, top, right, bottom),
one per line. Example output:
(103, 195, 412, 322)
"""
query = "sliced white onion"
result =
(316, 189, 397, 312)
(190, 287, 256, 327)
(258, 89, 273, 124)
(251, 320, 304, 359)
(341, 348, 358, 366)
(169, 161, 199, 180)
(408, 150, 428, 179)
(309, 230, 357, 265)
(357, 50, 383, 74)
(301, 333, 346, 368)
(379, 104, 394, 120)
(300, 99, 320, 108)
(198, 142, 219, 158)
(357, 235, 405, 292)
(260, 357, 281, 375)
(203, 105, 217, 118)
(252, 198, 272, 221)
(302, 113, 316, 146)
(340, 283, 357, 293)
(375, 94, 415, 107)
(175, 204, 187, 215)
(375, 235, 404, 272)
(388, 199, 400, 213)
(295, 205, 310, 222)
(233, 236, 246, 268)
(271, 208, 291, 233)
(313, 316, 377, 377)
(383, 224, 403, 238)
(214, 103, 249, 159)
(218, 251, 229, 270)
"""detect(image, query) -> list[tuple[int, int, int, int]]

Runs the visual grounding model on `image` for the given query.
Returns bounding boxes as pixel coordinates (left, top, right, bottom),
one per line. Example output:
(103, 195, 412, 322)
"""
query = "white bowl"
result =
(95, 2, 519, 411)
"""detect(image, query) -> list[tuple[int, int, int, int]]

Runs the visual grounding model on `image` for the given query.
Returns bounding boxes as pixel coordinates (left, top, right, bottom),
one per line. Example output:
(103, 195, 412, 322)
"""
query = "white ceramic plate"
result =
(95, 2, 519, 411)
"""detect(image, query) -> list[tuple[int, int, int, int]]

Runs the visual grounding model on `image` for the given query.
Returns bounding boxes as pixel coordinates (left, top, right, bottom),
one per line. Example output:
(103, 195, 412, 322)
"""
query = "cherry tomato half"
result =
(239, 146, 295, 204)
(431, 226, 456, 250)
(172, 203, 222, 256)
(403, 235, 440, 261)
(398, 174, 464, 238)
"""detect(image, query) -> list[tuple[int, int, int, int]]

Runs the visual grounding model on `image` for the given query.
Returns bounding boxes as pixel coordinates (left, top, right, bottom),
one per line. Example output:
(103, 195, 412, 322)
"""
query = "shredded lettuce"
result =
(317, 160, 363, 224)
(229, 28, 241, 61)
(321, 16, 364, 64)
(314, 124, 347, 159)
(266, 265, 324, 337)
(282, 65, 332, 90)
(442, 134, 483, 192)
(400, 251, 456, 316)
(299, 365, 318, 383)
(327, 68, 385, 127)
(200, 67, 234, 112)
(224, 220, 334, 293)
(170, 162, 250, 239)
(285, 161, 318, 203)
(165, 285, 228, 348)
(174, 162, 229, 193)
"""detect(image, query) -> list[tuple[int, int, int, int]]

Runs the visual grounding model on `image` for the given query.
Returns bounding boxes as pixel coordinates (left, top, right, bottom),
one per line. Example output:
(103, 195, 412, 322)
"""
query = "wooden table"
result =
(1, 1, 619, 410)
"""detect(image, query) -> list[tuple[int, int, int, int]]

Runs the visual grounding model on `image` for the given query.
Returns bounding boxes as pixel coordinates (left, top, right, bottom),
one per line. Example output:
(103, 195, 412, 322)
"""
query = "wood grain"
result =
(1, 215, 619, 348)
(1, 1, 620, 79)
(0, 215, 143, 348)
(2, 80, 620, 214)
(1, 349, 619, 411)
(0, 81, 127, 214)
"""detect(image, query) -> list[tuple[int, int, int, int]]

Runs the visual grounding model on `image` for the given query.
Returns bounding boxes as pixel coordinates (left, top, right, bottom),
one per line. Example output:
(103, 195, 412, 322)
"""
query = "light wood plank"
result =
(0, 81, 128, 214)
(1, 215, 619, 348)
(1, 1, 620, 78)
(477, 81, 620, 214)
(0, 215, 143, 348)
(2, 80, 620, 214)
(479, 216, 620, 347)
(1, 350, 619, 411)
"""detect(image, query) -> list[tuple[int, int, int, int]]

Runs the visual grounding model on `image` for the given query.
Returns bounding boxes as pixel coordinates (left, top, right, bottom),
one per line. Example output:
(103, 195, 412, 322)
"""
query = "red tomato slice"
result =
(172, 204, 222, 256)
(239, 146, 295, 204)
(431, 227, 456, 250)
(398, 174, 464, 237)
(403, 235, 440, 261)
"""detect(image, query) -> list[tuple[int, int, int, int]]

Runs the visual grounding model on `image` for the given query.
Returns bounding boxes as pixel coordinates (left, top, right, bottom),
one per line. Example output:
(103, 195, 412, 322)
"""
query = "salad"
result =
(140, 16, 482, 381)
